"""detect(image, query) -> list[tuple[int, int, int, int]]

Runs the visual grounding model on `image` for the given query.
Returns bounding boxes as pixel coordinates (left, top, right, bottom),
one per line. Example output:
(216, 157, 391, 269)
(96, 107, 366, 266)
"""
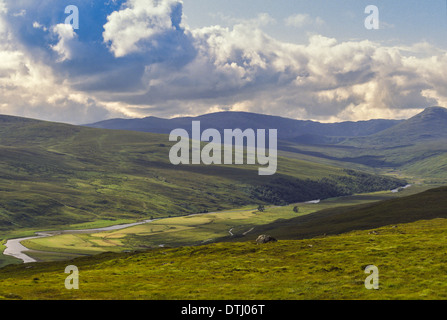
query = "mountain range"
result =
(86, 107, 447, 146)
(86, 111, 403, 143)
(84, 106, 447, 179)
(0, 113, 406, 235)
(343, 106, 447, 147)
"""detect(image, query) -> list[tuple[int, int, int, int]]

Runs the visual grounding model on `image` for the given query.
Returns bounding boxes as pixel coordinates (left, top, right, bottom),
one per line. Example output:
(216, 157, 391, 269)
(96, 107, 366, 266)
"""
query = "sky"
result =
(0, 0, 446, 124)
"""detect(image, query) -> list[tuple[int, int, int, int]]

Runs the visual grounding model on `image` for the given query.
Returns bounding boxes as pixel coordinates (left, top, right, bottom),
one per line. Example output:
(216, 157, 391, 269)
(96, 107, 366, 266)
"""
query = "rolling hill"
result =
(240, 186, 447, 241)
(331, 107, 447, 179)
(0, 114, 405, 234)
(272, 107, 447, 181)
(85, 107, 447, 182)
(344, 106, 447, 147)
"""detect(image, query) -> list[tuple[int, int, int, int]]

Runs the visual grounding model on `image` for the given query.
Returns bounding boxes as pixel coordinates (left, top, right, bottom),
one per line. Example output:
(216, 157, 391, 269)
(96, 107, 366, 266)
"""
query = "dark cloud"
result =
(0, 0, 446, 124)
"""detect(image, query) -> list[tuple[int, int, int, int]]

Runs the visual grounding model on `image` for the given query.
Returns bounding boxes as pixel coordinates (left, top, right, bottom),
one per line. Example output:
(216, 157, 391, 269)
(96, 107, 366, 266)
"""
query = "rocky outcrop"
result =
(256, 235, 277, 244)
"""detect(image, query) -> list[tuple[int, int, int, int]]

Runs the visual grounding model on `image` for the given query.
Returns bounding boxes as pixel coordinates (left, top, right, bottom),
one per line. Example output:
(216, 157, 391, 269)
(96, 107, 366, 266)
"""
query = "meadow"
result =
(1, 217, 446, 300)
(18, 185, 431, 263)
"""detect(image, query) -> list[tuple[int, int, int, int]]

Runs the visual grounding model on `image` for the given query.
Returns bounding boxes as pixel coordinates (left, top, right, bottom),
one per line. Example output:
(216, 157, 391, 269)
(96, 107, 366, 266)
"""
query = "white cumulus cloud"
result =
(0, 0, 446, 124)
(103, 0, 183, 57)
(51, 23, 77, 62)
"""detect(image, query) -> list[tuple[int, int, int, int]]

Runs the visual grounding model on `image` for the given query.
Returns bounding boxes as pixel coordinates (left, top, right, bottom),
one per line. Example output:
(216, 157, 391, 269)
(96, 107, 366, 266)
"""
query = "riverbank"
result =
(3, 219, 155, 263)
(2, 184, 422, 266)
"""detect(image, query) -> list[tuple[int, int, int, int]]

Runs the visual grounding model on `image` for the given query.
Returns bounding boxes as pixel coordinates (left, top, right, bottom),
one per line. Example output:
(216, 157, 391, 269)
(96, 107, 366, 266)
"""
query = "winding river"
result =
(3, 219, 155, 264)
(3, 185, 413, 264)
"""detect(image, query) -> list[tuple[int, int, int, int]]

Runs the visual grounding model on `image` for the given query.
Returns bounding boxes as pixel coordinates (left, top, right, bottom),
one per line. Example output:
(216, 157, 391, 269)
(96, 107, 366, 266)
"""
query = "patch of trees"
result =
(248, 170, 406, 206)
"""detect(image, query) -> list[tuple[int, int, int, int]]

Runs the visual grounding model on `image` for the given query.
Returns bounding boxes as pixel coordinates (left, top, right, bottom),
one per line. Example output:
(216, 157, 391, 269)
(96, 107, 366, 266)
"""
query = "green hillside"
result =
(85, 107, 447, 183)
(2, 185, 447, 300)
(0, 115, 405, 234)
(344, 107, 447, 147)
(1, 217, 446, 300)
(276, 108, 447, 182)
(242, 186, 447, 240)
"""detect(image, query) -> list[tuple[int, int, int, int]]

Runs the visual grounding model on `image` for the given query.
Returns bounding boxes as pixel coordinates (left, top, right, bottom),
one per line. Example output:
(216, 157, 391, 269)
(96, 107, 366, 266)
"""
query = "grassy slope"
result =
(276, 108, 447, 181)
(279, 139, 447, 182)
(1, 182, 447, 299)
(1, 217, 446, 300)
(245, 186, 447, 241)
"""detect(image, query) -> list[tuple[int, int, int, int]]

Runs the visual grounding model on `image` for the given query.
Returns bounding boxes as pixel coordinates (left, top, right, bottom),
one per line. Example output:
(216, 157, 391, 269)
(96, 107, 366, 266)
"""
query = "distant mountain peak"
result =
(407, 106, 447, 124)
(424, 106, 446, 111)
(418, 106, 447, 118)
(346, 106, 447, 147)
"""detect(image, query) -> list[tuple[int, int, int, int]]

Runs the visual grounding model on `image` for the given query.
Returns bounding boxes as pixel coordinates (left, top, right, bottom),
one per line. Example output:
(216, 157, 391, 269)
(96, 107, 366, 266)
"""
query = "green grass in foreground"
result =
(1, 217, 447, 300)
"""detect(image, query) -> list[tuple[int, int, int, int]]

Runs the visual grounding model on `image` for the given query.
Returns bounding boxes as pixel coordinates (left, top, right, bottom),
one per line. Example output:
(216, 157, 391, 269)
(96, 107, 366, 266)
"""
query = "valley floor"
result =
(2, 184, 431, 266)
